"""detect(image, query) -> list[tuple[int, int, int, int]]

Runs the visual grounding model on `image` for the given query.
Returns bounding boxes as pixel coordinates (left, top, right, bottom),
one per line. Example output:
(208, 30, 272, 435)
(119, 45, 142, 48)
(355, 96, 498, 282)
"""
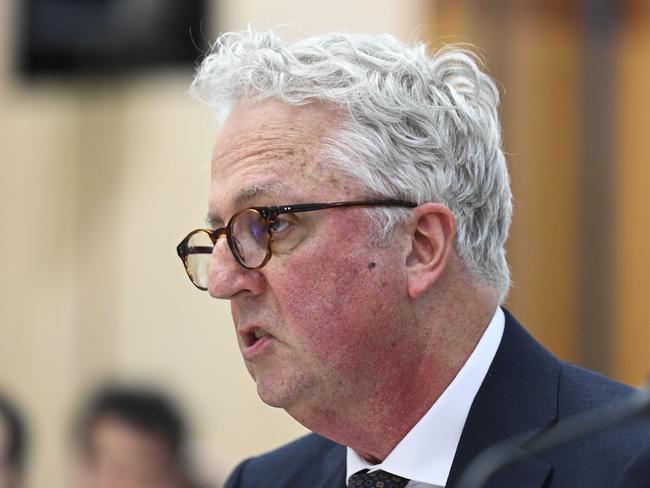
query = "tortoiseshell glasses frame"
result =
(176, 199, 417, 290)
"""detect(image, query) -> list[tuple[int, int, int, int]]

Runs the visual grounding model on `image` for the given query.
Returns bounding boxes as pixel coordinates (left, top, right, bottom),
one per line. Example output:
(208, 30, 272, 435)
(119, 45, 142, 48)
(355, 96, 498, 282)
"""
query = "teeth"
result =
(254, 329, 267, 340)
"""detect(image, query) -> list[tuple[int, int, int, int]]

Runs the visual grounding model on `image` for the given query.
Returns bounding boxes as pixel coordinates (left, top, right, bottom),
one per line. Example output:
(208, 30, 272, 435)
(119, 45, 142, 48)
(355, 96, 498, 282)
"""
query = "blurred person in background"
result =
(177, 29, 650, 487)
(0, 393, 27, 488)
(72, 385, 202, 488)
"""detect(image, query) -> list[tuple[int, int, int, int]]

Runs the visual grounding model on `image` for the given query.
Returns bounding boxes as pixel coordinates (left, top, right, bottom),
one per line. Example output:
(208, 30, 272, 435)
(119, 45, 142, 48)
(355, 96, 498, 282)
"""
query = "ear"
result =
(405, 203, 456, 298)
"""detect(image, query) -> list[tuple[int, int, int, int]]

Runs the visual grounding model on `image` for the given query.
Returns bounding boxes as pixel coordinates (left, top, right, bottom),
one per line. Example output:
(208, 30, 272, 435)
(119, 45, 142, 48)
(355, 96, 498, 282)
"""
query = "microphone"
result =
(456, 382, 650, 488)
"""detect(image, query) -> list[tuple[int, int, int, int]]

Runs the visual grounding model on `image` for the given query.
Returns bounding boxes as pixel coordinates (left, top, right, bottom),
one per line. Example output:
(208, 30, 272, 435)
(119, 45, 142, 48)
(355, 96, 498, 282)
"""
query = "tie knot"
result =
(348, 469, 410, 488)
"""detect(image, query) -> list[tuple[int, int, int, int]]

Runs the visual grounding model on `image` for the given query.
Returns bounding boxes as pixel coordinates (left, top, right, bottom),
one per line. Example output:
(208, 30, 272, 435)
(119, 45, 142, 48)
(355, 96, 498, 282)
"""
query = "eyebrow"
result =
(205, 182, 293, 227)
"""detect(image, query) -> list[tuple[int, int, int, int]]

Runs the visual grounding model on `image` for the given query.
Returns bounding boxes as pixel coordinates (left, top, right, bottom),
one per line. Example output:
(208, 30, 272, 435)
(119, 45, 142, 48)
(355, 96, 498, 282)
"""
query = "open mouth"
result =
(243, 328, 270, 347)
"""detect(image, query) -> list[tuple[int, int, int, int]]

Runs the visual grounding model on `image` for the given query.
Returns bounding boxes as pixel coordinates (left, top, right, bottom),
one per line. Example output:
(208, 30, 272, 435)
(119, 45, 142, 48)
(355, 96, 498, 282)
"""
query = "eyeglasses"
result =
(176, 199, 417, 290)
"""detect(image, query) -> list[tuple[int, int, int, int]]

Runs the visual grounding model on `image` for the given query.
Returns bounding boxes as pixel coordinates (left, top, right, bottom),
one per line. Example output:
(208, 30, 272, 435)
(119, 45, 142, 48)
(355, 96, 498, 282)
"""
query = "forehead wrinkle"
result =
(211, 127, 309, 179)
(232, 182, 293, 208)
(211, 146, 304, 178)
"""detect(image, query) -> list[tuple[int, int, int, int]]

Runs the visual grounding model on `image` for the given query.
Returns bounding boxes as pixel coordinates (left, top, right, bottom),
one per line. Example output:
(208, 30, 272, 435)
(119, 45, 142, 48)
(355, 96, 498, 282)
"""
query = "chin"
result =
(256, 384, 293, 408)
(252, 365, 316, 411)
(255, 376, 311, 411)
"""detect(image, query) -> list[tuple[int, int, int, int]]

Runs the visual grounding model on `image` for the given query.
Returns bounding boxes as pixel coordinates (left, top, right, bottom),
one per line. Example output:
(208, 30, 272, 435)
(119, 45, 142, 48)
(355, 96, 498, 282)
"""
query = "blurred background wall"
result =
(0, 0, 648, 486)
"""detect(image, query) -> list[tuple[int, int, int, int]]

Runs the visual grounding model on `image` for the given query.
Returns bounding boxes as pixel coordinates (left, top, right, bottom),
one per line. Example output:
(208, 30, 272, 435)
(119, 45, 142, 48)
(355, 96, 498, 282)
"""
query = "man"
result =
(0, 393, 26, 488)
(72, 385, 198, 488)
(177, 29, 650, 487)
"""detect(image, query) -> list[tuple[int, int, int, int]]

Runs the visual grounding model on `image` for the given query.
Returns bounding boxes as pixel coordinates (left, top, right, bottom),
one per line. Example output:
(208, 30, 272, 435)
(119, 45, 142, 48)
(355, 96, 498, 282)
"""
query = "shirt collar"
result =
(346, 307, 505, 486)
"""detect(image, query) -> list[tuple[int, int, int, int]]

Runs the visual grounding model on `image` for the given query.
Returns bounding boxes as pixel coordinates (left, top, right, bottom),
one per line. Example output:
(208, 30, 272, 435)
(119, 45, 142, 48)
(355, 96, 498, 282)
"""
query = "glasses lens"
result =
(185, 230, 214, 289)
(231, 209, 269, 268)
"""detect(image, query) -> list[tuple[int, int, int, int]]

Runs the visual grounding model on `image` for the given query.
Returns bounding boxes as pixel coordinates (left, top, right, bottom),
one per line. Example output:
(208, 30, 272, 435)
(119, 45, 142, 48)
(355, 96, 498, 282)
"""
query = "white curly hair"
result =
(190, 28, 513, 302)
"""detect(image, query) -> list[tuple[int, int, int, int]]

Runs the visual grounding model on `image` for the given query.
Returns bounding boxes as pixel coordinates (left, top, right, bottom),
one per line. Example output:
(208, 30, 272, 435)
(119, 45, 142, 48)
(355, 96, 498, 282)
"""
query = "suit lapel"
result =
(446, 309, 560, 488)
(446, 401, 552, 487)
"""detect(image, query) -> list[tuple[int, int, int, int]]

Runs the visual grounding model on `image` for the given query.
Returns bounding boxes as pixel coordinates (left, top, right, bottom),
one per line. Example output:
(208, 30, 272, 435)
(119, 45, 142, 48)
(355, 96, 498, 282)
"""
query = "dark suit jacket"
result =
(225, 309, 650, 487)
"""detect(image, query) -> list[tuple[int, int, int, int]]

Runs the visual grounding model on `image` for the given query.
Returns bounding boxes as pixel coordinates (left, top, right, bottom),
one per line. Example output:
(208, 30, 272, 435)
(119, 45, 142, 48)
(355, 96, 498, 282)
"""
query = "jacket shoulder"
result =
(470, 310, 650, 487)
(542, 357, 650, 486)
(224, 433, 345, 488)
(558, 361, 638, 414)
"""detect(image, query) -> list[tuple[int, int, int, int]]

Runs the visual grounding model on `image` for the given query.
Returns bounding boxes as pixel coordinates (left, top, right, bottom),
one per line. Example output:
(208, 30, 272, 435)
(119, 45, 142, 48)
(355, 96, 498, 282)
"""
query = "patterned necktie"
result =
(348, 469, 410, 487)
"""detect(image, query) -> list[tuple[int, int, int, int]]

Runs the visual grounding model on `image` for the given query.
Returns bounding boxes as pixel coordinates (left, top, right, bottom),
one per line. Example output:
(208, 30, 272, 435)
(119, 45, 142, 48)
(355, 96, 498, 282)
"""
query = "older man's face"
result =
(208, 99, 416, 416)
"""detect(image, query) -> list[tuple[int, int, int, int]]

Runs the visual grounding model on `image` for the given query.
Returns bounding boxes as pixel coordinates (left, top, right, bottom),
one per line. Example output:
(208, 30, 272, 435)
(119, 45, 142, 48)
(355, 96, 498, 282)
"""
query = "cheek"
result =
(274, 239, 405, 358)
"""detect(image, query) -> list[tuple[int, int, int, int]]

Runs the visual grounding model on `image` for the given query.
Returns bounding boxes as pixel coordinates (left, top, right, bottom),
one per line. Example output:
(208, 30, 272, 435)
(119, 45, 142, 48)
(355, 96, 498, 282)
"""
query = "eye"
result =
(270, 215, 293, 234)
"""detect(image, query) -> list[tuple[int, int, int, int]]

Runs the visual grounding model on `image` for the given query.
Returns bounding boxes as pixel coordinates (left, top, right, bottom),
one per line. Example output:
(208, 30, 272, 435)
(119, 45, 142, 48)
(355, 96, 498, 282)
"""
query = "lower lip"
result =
(242, 334, 275, 360)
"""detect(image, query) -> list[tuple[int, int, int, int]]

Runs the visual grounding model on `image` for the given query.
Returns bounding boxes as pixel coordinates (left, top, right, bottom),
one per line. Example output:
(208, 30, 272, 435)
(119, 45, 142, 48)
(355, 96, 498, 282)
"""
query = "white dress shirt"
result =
(346, 308, 505, 487)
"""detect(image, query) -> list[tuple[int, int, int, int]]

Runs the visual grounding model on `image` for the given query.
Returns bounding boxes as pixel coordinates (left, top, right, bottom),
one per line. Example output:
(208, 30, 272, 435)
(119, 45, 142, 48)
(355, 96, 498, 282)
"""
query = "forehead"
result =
(88, 416, 170, 458)
(210, 99, 357, 215)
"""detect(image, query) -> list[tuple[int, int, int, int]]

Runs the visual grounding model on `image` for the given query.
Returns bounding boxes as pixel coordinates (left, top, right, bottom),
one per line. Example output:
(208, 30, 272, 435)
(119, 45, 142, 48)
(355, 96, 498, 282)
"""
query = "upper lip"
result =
(239, 324, 274, 348)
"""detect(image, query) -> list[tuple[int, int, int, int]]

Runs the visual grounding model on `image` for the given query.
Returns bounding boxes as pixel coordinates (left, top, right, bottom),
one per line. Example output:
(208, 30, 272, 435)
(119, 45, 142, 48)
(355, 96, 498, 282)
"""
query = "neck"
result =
(290, 354, 455, 462)
(288, 280, 497, 462)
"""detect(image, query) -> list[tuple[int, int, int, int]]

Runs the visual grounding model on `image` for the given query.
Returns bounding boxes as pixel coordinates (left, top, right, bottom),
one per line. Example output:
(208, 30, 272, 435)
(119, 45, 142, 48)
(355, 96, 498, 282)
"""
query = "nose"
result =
(207, 237, 266, 299)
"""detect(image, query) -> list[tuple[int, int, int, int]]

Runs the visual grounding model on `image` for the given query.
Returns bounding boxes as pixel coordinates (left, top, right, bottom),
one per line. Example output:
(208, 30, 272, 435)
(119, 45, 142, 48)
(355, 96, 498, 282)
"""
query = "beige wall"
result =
(0, 1, 429, 486)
